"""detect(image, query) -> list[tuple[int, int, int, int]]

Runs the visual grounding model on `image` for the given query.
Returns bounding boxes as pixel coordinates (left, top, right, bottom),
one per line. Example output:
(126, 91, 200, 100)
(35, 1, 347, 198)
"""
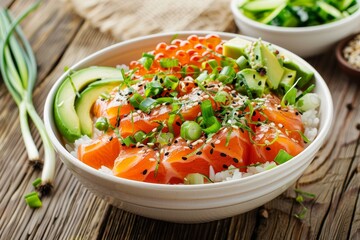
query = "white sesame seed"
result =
(264, 140, 270, 145)
(215, 140, 221, 144)
(147, 142, 155, 146)
(149, 158, 156, 162)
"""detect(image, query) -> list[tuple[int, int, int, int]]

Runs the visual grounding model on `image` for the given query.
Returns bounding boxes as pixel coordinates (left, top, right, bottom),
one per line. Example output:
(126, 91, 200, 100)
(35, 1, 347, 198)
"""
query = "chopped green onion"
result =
(99, 91, 111, 100)
(95, 117, 109, 131)
(180, 121, 202, 141)
(156, 97, 174, 104)
(24, 191, 42, 208)
(139, 97, 157, 113)
(202, 116, 221, 134)
(195, 70, 208, 83)
(281, 77, 301, 107)
(236, 56, 249, 69)
(129, 93, 144, 109)
(295, 84, 315, 102)
(160, 58, 178, 68)
(163, 75, 179, 90)
(200, 99, 215, 120)
(274, 149, 293, 164)
(139, 53, 154, 70)
(157, 132, 174, 146)
(133, 130, 146, 143)
(32, 178, 42, 188)
(202, 59, 218, 70)
(184, 173, 205, 184)
(145, 81, 163, 97)
(122, 136, 135, 147)
(180, 65, 200, 78)
(214, 91, 229, 104)
(235, 72, 253, 99)
(218, 66, 236, 84)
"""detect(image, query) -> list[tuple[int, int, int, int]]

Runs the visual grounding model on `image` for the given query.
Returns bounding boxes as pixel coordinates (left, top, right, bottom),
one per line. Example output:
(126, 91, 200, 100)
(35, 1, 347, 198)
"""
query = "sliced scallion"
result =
(180, 121, 202, 141)
(159, 58, 178, 68)
(24, 191, 42, 208)
(133, 131, 146, 143)
(274, 149, 293, 164)
(163, 75, 179, 90)
(139, 97, 157, 113)
(129, 92, 144, 109)
(95, 117, 109, 131)
(145, 81, 163, 97)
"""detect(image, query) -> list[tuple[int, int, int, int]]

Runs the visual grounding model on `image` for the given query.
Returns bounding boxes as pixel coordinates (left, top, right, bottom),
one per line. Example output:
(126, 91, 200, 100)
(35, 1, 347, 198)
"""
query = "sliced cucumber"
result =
(260, 3, 287, 24)
(242, 0, 287, 12)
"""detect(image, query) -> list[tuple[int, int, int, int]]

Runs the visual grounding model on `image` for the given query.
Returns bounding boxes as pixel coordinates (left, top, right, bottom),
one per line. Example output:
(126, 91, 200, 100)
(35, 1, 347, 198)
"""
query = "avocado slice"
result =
(236, 68, 267, 98)
(283, 58, 314, 88)
(260, 43, 284, 89)
(54, 66, 123, 142)
(75, 78, 122, 137)
(223, 37, 251, 59)
(279, 67, 296, 92)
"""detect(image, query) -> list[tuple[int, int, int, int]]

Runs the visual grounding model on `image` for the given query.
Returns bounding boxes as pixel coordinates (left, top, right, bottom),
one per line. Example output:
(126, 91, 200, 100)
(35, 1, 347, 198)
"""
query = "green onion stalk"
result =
(0, 1, 55, 202)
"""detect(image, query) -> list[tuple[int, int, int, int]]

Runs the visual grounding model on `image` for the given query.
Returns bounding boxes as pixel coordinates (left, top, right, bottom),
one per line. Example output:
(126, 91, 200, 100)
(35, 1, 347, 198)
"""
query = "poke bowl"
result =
(44, 31, 333, 223)
(231, 0, 360, 58)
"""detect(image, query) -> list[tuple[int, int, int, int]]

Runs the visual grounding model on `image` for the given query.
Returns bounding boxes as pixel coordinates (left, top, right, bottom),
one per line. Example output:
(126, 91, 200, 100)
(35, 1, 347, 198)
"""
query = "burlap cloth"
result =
(66, 0, 235, 40)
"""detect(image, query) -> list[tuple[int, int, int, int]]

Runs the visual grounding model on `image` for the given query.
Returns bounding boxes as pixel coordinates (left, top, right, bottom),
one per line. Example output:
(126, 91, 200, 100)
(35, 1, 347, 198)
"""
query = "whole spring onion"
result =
(0, 1, 55, 206)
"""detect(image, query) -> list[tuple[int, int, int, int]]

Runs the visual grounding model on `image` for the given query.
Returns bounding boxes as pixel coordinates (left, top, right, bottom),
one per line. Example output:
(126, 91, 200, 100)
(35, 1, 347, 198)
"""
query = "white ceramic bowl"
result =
(44, 31, 333, 223)
(231, 0, 360, 58)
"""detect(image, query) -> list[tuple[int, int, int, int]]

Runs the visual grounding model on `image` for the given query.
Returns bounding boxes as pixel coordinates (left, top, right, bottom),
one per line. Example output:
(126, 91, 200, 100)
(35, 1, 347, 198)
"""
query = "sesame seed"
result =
(196, 151, 202, 155)
(220, 153, 227, 157)
(215, 140, 221, 144)
(182, 156, 188, 160)
(147, 142, 155, 146)
(233, 158, 239, 163)
(210, 148, 214, 154)
(265, 147, 271, 151)
(165, 152, 169, 156)
(223, 164, 228, 169)
(149, 158, 156, 161)
(142, 169, 148, 175)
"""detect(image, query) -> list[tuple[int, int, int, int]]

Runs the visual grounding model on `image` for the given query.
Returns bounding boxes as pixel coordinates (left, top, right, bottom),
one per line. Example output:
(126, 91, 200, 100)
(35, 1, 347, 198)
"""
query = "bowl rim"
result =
(335, 32, 360, 76)
(231, 0, 360, 33)
(44, 31, 334, 192)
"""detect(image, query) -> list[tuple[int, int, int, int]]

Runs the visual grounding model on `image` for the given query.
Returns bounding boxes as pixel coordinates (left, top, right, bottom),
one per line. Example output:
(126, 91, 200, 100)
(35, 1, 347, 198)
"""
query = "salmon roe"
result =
(131, 34, 224, 77)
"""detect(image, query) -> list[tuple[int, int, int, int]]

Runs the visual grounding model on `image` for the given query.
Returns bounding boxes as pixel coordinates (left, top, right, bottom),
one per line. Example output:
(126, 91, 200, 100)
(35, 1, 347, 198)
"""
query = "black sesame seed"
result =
(288, 75, 293, 78)
(194, 83, 198, 87)
(131, 145, 136, 148)
(174, 140, 178, 144)
(159, 78, 164, 84)
(176, 121, 181, 126)
(255, 55, 259, 60)
(185, 82, 189, 86)
(189, 144, 193, 149)
(253, 74, 256, 79)
(142, 169, 148, 175)
(240, 128, 244, 133)
(197, 92, 201, 96)
(210, 148, 214, 154)
(165, 152, 170, 156)
(121, 143, 126, 146)
(277, 106, 281, 110)
(182, 156, 188, 160)
(211, 143, 215, 148)
(258, 81, 262, 86)
(252, 111, 256, 116)
(240, 82, 244, 86)
(232, 93, 237, 97)
(265, 147, 271, 151)
(220, 153, 227, 157)
(196, 151, 202, 155)
(295, 112, 299, 115)
(109, 136, 113, 141)
(223, 164, 228, 169)
(233, 158, 239, 163)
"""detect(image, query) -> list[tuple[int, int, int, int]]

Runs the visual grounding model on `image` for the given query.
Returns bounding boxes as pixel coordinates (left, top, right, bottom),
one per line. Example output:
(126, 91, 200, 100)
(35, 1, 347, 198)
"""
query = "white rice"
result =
(301, 109, 320, 142)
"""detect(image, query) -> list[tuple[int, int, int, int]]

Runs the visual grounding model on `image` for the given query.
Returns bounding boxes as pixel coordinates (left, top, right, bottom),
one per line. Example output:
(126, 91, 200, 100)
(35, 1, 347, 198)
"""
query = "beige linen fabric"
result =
(66, 0, 234, 40)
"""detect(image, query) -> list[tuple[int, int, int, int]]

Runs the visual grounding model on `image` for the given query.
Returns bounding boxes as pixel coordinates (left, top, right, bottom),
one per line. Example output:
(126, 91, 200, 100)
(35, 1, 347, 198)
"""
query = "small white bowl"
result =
(231, 0, 360, 58)
(44, 31, 333, 223)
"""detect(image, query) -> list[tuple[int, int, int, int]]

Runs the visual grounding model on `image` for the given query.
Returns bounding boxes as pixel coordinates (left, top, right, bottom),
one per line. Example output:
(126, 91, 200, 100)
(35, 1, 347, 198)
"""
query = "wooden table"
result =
(1, 0, 359, 239)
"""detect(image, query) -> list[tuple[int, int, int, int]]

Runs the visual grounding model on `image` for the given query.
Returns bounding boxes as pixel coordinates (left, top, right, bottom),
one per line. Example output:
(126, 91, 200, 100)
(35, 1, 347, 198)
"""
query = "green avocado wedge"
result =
(75, 78, 122, 137)
(54, 66, 123, 142)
